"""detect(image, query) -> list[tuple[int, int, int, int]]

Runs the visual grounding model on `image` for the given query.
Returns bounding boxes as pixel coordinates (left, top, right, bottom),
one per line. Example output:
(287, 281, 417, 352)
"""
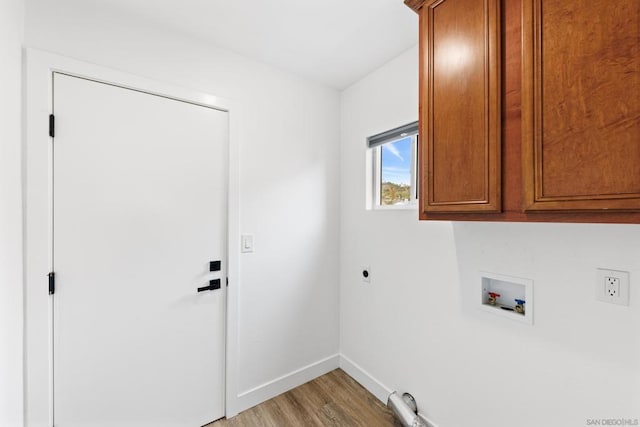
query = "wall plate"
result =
(479, 271, 533, 325)
(241, 234, 254, 253)
(596, 268, 630, 306)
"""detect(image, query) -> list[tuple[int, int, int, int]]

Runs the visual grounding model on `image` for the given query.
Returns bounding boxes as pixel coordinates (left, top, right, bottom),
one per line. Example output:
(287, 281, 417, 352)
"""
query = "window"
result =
(368, 122, 418, 208)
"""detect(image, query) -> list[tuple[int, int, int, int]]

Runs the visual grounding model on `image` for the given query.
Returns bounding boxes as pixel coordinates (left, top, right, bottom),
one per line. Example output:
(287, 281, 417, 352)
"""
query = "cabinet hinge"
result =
(48, 272, 55, 295)
(49, 114, 55, 138)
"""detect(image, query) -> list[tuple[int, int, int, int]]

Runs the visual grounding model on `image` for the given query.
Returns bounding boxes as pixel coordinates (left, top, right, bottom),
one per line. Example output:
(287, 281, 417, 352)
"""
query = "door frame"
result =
(24, 48, 242, 426)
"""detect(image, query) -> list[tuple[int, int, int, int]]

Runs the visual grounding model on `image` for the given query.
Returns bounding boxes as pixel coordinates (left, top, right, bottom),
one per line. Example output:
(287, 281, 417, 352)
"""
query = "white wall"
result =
(24, 0, 340, 421)
(21, 2, 640, 425)
(0, 0, 25, 425)
(340, 46, 640, 427)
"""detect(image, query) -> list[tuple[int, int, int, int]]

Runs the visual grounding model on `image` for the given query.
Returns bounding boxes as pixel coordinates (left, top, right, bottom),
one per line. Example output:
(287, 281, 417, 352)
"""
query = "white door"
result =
(52, 73, 227, 427)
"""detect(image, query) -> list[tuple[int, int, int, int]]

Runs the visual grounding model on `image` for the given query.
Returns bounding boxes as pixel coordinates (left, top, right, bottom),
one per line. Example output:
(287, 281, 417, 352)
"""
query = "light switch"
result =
(241, 234, 254, 253)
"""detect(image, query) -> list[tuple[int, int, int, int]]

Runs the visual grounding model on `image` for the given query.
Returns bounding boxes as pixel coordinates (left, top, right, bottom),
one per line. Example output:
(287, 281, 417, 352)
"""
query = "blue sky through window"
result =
(381, 137, 412, 185)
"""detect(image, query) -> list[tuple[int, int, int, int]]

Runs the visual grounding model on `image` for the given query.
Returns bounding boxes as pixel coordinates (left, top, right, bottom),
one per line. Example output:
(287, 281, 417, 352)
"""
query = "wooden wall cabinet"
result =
(419, 0, 501, 213)
(406, 0, 640, 223)
(522, 0, 640, 212)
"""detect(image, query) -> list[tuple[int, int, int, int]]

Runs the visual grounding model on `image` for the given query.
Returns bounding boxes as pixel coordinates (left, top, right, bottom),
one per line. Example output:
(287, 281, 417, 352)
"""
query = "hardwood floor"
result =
(208, 369, 397, 427)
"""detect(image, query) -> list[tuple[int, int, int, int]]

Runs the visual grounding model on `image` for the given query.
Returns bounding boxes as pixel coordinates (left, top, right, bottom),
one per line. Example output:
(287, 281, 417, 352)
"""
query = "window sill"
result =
(371, 203, 418, 211)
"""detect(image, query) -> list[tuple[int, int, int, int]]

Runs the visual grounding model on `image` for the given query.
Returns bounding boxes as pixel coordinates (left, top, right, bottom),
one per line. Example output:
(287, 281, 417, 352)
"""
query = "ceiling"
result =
(88, 0, 419, 89)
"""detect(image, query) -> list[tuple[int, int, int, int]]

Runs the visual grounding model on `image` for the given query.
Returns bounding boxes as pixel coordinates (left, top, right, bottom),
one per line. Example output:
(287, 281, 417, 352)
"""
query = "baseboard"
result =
(233, 353, 440, 427)
(234, 353, 340, 414)
(338, 354, 440, 427)
(338, 354, 392, 403)
(418, 413, 440, 427)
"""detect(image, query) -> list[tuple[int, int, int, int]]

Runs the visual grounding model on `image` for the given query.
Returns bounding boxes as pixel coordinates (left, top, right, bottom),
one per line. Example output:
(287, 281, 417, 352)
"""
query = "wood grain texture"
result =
(208, 369, 397, 427)
(419, 0, 502, 214)
(523, 0, 640, 211)
(419, 0, 640, 223)
(404, 0, 427, 13)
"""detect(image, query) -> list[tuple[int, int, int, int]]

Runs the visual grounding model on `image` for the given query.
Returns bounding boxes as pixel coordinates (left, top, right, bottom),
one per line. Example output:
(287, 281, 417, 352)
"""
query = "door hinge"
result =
(48, 272, 55, 295)
(49, 114, 55, 138)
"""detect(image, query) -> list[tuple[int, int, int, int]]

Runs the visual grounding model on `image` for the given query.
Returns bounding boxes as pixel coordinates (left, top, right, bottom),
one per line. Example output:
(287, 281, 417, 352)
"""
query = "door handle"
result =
(197, 279, 221, 293)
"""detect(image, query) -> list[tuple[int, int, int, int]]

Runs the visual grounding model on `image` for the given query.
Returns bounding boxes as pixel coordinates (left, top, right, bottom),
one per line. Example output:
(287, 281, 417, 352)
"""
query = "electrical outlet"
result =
(596, 268, 630, 306)
(361, 266, 371, 283)
(605, 276, 620, 297)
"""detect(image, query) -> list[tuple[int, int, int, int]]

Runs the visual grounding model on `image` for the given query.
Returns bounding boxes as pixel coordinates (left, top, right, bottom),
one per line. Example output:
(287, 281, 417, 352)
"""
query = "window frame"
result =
(367, 122, 419, 210)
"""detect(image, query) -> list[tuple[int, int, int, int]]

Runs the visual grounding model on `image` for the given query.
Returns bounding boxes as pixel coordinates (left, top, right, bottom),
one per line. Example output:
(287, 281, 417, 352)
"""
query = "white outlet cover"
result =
(596, 268, 630, 306)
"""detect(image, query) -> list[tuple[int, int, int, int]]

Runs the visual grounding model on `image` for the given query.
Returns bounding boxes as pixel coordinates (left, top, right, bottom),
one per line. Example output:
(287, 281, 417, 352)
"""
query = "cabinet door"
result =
(419, 0, 501, 214)
(522, 0, 640, 211)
